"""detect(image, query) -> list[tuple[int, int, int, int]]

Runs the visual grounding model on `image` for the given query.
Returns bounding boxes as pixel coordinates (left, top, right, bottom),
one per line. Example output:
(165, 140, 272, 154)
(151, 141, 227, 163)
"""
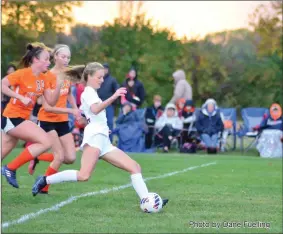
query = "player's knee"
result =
(53, 151, 65, 164)
(64, 155, 76, 164)
(128, 161, 141, 174)
(40, 138, 52, 151)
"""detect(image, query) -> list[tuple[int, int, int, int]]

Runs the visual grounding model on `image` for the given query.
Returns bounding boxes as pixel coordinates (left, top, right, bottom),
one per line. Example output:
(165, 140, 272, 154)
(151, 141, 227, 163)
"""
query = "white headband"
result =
(55, 46, 70, 55)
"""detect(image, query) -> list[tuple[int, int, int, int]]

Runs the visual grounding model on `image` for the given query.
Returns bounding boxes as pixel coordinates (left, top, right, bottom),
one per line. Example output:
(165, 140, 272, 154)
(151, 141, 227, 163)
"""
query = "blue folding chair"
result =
(219, 108, 237, 151)
(238, 107, 269, 153)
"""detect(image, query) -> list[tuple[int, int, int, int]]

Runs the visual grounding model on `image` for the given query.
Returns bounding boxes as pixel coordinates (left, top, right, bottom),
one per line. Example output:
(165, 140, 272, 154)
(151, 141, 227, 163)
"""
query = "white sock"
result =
(131, 173, 149, 200)
(46, 170, 78, 185)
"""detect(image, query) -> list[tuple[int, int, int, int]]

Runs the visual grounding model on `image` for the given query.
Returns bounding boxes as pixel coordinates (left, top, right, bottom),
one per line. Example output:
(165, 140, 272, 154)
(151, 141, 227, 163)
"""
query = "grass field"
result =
(1, 149, 282, 233)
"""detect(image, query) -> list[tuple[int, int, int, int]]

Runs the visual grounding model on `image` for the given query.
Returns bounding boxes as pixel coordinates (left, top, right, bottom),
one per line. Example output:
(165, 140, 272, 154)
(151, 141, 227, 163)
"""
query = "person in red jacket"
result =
(76, 83, 85, 108)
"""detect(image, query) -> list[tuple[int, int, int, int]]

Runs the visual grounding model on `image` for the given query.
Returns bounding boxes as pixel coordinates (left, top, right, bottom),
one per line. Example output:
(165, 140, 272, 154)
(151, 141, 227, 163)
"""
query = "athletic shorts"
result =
(1, 116, 25, 133)
(38, 121, 70, 137)
(81, 133, 116, 158)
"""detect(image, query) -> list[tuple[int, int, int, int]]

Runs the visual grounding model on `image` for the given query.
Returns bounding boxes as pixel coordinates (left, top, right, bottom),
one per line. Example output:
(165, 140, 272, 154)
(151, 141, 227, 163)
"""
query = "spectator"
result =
(116, 102, 139, 125)
(196, 98, 224, 154)
(1, 64, 16, 113)
(145, 95, 164, 149)
(114, 102, 145, 153)
(169, 69, 192, 104)
(121, 66, 146, 108)
(154, 103, 183, 152)
(6, 64, 16, 75)
(67, 84, 77, 130)
(256, 103, 283, 158)
(176, 98, 186, 117)
(97, 63, 119, 142)
(76, 82, 85, 108)
(180, 100, 198, 144)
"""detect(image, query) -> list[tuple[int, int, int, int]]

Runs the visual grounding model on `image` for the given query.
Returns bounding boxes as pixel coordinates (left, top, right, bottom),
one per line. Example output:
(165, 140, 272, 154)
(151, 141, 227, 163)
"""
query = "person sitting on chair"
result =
(154, 103, 183, 153)
(176, 98, 186, 118)
(116, 102, 139, 125)
(144, 95, 164, 149)
(196, 98, 224, 154)
(255, 103, 283, 158)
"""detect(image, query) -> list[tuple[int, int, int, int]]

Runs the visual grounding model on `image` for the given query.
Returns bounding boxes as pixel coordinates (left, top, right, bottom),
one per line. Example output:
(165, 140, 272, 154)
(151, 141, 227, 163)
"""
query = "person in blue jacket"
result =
(97, 63, 119, 142)
(195, 98, 224, 154)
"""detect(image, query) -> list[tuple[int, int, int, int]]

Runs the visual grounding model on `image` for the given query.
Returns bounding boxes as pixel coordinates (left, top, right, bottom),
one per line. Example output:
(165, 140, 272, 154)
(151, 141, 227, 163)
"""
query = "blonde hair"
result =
(60, 62, 104, 83)
(51, 44, 71, 63)
(19, 42, 52, 68)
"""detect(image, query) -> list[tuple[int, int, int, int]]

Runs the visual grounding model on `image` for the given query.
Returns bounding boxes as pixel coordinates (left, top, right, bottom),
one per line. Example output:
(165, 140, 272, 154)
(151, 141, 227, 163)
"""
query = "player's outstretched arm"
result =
(90, 87, 127, 115)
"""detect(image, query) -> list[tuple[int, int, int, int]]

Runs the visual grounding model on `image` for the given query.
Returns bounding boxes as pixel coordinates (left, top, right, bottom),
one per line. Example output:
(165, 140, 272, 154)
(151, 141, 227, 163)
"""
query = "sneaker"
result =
(28, 158, 39, 175)
(3, 165, 19, 188)
(32, 176, 47, 196)
(162, 198, 169, 207)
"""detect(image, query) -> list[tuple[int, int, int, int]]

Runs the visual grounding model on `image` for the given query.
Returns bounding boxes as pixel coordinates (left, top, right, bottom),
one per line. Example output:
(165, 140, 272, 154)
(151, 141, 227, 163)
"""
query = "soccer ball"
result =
(140, 192, 163, 213)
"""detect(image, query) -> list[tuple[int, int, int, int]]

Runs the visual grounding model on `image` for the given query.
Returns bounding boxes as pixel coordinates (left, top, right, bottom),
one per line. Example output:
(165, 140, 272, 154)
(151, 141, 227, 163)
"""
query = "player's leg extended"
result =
(32, 145, 100, 196)
(40, 130, 65, 193)
(102, 148, 148, 199)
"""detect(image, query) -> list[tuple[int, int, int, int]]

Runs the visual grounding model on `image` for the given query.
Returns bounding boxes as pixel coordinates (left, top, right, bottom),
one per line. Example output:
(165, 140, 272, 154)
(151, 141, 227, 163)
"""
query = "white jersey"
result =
(80, 86, 109, 136)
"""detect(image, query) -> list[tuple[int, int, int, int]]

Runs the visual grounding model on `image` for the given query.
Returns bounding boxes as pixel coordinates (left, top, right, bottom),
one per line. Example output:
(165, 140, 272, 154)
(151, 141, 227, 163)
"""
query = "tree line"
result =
(1, 1, 282, 108)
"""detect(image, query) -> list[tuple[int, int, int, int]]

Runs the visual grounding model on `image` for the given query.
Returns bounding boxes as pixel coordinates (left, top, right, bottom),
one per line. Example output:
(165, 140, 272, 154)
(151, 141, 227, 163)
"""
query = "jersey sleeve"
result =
(82, 87, 100, 107)
(44, 72, 55, 90)
(6, 70, 23, 86)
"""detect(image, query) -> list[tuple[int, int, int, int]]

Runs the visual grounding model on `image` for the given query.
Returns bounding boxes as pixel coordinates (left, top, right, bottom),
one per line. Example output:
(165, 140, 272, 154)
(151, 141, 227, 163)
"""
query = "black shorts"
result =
(1, 116, 25, 133)
(38, 121, 70, 137)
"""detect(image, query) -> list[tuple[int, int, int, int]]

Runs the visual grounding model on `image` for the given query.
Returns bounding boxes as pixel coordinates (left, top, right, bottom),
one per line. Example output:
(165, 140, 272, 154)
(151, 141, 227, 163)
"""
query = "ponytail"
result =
(19, 42, 51, 68)
(60, 62, 104, 83)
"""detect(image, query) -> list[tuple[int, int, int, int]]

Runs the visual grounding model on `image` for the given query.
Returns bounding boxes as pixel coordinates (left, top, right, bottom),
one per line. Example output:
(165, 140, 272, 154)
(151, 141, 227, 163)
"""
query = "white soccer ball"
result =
(140, 192, 163, 213)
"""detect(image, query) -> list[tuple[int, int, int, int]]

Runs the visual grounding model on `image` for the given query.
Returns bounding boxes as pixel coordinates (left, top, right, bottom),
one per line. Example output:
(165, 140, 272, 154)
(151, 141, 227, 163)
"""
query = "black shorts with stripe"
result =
(38, 121, 70, 137)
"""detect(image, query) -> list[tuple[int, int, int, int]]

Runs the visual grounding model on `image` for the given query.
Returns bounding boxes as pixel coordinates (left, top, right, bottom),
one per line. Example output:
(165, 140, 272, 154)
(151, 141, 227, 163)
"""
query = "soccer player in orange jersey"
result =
(1, 42, 63, 188)
(28, 44, 81, 194)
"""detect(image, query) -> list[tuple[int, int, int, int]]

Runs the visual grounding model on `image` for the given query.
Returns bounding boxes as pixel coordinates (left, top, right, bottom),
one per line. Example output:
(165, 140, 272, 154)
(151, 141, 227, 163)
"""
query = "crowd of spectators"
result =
(2, 63, 282, 157)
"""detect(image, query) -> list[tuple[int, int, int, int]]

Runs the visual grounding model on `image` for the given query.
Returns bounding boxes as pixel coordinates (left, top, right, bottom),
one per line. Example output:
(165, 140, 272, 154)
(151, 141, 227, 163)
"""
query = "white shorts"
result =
(81, 133, 116, 158)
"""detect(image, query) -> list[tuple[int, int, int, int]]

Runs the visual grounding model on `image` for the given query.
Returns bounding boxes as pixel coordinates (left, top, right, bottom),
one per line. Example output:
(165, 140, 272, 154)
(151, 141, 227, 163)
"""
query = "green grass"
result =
(1, 149, 282, 233)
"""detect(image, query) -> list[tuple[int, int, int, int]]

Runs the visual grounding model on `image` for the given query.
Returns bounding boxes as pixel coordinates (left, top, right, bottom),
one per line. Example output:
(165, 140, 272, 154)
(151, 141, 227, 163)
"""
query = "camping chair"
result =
(219, 108, 237, 151)
(153, 127, 183, 150)
(238, 107, 269, 153)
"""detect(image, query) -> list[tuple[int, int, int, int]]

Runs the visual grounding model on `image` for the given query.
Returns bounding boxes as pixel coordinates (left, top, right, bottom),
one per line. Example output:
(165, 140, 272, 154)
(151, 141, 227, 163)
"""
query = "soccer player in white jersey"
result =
(32, 62, 168, 208)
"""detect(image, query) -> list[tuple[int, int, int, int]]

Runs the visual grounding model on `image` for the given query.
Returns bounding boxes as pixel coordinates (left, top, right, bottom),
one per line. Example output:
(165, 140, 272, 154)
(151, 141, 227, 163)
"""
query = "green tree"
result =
(249, 1, 282, 59)
(1, 1, 82, 76)
(2, 1, 82, 33)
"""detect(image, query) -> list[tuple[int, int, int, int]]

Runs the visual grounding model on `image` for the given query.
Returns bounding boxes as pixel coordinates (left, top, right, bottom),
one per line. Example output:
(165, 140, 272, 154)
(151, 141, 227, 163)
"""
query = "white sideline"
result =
(2, 161, 217, 229)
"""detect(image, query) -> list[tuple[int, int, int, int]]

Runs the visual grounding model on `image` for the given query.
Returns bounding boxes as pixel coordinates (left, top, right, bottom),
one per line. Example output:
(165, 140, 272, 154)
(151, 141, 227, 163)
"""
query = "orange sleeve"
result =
(6, 69, 23, 86)
(44, 72, 56, 90)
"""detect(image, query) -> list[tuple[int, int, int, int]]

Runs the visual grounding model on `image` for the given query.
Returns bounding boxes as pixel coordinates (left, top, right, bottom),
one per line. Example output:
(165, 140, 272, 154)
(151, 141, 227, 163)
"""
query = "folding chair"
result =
(219, 108, 237, 151)
(238, 107, 269, 153)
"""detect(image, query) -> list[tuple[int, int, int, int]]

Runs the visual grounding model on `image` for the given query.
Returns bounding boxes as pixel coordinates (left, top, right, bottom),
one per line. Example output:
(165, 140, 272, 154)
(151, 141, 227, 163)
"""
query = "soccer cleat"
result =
(28, 158, 39, 175)
(3, 165, 19, 188)
(32, 176, 47, 196)
(162, 198, 169, 208)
